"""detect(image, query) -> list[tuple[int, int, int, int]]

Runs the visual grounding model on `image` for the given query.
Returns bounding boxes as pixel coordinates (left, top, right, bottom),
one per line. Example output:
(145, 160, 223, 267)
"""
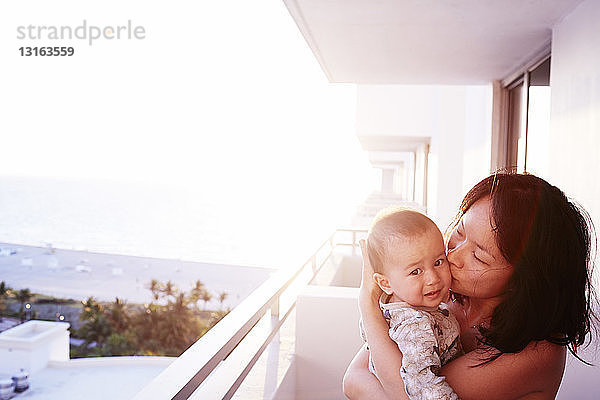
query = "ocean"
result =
(0, 176, 348, 269)
(0, 175, 356, 305)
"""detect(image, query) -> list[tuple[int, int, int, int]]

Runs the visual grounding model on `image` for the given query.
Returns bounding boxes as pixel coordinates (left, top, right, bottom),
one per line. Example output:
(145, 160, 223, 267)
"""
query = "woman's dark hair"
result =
(453, 171, 598, 365)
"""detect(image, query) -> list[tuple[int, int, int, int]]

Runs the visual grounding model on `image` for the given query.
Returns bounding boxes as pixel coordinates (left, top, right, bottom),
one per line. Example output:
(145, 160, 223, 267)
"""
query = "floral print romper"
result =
(360, 296, 463, 400)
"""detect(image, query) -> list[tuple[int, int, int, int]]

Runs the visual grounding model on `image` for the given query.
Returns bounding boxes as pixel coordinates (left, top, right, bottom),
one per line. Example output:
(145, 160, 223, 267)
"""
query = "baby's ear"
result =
(373, 273, 393, 295)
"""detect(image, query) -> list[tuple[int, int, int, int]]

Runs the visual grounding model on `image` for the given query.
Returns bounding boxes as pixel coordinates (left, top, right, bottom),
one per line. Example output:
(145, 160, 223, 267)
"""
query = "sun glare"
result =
(0, 0, 375, 266)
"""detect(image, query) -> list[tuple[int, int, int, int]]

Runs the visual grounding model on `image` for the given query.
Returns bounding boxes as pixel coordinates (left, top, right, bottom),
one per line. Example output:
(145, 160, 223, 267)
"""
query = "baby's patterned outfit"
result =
(360, 295, 463, 400)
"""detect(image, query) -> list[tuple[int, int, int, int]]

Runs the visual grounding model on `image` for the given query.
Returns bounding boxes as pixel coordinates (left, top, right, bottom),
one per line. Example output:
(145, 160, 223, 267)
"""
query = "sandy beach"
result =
(0, 242, 274, 309)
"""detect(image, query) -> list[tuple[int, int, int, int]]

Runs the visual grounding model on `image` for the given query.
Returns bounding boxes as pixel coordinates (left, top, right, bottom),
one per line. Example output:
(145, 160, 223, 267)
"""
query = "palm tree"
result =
(173, 292, 188, 314)
(217, 291, 228, 310)
(108, 297, 130, 333)
(15, 288, 33, 322)
(201, 290, 213, 311)
(0, 281, 8, 321)
(192, 280, 204, 292)
(162, 280, 177, 301)
(78, 297, 112, 347)
(79, 313, 113, 347)
(190, 280, 205, 311)
(81, 297, 103, 319)
(148, 279, 162, 301)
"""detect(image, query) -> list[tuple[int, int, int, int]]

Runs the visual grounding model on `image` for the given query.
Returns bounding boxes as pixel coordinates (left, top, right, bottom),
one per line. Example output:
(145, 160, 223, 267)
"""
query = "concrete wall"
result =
(330, 255, 362, 288)
(549, 0, 600, 286)
(556, 344, 600, 399)
(549, 3, 600, 395)
(356, 85, 492, 229)
(295, 285, 362, 400)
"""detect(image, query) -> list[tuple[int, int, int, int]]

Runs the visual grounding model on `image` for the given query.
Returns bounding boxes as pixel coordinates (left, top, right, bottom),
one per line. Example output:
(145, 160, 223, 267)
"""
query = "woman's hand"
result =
(354, 239, 409, 400)
(358, 239, 383, 317)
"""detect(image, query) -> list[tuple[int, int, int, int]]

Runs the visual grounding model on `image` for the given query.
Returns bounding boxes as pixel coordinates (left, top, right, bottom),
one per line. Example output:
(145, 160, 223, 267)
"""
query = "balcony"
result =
(133, 229, 365, 400)
(134, 228, 600, 400)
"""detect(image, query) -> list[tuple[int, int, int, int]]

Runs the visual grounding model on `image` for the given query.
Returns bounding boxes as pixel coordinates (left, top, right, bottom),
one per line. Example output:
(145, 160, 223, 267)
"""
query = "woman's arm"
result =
(359, 291, 408, 399)
(344, 240, 409, 400)
(440, 341, 566, 400)
(343, 346, 393, 399)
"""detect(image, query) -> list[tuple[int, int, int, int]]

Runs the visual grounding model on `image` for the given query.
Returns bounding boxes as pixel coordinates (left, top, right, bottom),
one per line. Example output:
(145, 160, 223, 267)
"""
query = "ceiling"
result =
(283, 0, 583, 84)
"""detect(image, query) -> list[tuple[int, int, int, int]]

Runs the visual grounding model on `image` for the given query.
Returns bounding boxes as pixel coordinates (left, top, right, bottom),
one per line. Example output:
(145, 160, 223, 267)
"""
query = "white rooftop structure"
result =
(0, 321, 174, 400)
(0, 320, 70, 375)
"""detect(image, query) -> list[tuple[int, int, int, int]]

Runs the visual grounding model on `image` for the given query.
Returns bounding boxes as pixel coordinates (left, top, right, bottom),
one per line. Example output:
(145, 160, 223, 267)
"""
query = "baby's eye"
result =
(434, 258, 445, 266)
(409, 268, 422, 276)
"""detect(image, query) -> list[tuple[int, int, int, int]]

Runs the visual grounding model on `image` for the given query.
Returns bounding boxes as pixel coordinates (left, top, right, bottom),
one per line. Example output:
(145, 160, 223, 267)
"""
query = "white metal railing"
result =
(133, 228, 367, 400)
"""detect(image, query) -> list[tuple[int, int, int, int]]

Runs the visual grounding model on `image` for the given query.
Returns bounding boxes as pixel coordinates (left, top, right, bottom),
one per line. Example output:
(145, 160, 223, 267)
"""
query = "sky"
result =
(0, 0, 376, 255)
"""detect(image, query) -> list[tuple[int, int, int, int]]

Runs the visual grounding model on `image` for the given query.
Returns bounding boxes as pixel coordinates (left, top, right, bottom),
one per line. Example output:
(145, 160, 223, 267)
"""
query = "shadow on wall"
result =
(330, 255, 362, 288)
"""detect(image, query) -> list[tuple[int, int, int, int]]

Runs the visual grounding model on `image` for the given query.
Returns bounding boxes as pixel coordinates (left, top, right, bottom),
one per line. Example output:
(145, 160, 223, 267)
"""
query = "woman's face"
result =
(446, 197, 513, 299)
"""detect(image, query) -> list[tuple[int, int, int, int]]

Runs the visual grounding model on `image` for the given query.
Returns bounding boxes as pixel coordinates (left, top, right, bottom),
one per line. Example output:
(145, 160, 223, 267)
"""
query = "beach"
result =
(0, 242, 274, 309)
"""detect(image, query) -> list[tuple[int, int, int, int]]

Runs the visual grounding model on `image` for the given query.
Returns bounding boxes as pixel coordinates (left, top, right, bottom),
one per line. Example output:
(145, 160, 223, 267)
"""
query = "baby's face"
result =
(380, 228, 451, 307)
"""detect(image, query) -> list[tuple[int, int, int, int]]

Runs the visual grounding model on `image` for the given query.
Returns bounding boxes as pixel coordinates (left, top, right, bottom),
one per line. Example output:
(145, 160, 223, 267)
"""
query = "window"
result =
(491, 54, 551, 175)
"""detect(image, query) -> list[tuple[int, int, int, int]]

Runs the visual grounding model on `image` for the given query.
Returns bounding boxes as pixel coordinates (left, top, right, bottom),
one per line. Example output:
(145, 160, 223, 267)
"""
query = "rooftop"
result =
(12, 357, 173, 400)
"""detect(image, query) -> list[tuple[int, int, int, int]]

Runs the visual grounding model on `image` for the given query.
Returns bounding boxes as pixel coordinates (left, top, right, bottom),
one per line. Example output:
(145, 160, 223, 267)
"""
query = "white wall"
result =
(356, 85, 492, 229)
(295, 285, 362, 400)
(550, 0, 600, 285)
(556, 345, 600, 399)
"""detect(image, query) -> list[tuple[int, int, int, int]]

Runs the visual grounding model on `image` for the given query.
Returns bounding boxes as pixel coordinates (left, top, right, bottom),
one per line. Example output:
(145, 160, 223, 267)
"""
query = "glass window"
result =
(501, 56, 551, 174)
(524, 58, 551, 178)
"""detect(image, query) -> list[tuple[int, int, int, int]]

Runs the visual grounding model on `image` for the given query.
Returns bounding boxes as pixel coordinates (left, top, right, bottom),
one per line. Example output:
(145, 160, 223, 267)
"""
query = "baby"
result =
(360, 207, 463, 400)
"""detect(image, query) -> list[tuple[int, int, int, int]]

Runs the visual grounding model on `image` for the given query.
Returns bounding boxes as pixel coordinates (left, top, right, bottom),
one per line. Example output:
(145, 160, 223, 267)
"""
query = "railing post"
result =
(352, 231, 357, 256)
(271, 297, 279, 318)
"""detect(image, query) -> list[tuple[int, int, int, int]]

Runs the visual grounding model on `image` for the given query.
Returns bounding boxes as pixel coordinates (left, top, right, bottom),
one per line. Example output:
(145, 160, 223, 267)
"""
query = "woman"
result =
(344, 172, 597, 399)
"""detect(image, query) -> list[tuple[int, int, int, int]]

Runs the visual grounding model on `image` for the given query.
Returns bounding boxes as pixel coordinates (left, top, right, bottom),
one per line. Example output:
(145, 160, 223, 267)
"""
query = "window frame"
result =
(490, 46, 551, 173)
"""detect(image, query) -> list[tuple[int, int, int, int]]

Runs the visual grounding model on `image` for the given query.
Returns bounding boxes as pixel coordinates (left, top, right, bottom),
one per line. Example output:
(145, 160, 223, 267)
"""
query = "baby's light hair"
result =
(367, 207, 438, 273)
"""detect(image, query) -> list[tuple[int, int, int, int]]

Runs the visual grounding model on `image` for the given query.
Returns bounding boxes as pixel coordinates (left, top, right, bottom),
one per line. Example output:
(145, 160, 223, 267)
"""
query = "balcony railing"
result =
(134, 228, 367, 400)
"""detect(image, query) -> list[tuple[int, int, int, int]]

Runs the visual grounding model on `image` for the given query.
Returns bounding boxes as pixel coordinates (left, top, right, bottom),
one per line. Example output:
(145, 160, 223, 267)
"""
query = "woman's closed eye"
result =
(473, 251, 487, 264)
(447, 228, 461, 247)
(409, 268, 422, 276)
(456, 220, 465, 236)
